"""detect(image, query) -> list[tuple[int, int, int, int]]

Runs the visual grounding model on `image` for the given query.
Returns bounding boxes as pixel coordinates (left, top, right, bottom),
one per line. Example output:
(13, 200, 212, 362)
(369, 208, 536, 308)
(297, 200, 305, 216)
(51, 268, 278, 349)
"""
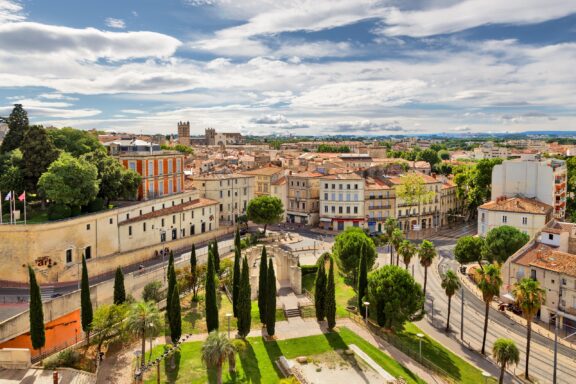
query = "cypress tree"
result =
(28, 266, 45, 351)
(167, 251, 176, 323)
(237, 257, 252, 338)
(232, 246, 241, 317)
(212, 240, 220, 274)
(169, 284, 182, 344)
(257, 246, 268, 324)
(234, 226, 241, 250)
(357, 245, 368, 318)
(80, 255, 93, 345)
(326, 257, 336, 331)
(113, 267, 126, 305)
(0, 104, 28, 154)
(314, 258, 327, 321)
(205, 253, 219, 332)
(266, 259, 277, 337)
(190, 244, 198, 301)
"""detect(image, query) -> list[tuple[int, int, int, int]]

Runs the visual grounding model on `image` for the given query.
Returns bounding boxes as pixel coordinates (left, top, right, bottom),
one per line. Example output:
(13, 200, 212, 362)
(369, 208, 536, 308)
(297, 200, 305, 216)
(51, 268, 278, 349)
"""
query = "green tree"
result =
(0, 149, 24, 193)
(113, 267, 126, 305)
(454, 235, 485, 269)
(453, 159, 502, 220)
(205, 253, 219, 332)
(390, 228, 404, 266)
(232, 246, 241, 317)
(482, 226, 529, 265)
(418, 240, 437, 297)
(190, 244, 198, 301)
(438, 150, 450, 160)
(441, 270, 461, 332)
(20, 125, 60, 194)
(381, 218, 398, 261)
(513, 278, 546, 380)
(266, 258, 277, 337)
(201, 331, 237, 384)
(314, 257, 327, 321)
(398, 239, 417, 270)
(258, 246, 268, 324)
(478, 264, 503, 355)
(126, 301, 162, 369)
(0, 104, 28, 154)
(367, 265, 424, 330)
(325, 256, 336, 330)
(246, 195, 284, 235)
(28, 266, 45, 351)
(169, 285, 182, 344)
(80, 255, 93, 346)
(212, 240, 221, 275)
(357, 245, 368, 317)
(234, 227, 241, 250)
(417, 148, 440, 167)
(38, 152, 99, 207)
(91, 304, 128, 354)
(332, 227, 377, 278)
(142, 281, 164, 303)
(396, 172, 436, 235)
(166, 251, 176, 323)
(237, 257, 252, 338)
(47, 127, 103, 157)
(492, 338, 520, 384)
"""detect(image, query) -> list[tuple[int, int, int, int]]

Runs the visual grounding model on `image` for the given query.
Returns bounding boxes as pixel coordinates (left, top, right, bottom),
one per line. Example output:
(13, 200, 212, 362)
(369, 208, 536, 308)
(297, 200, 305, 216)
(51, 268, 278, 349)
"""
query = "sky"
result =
(1, 0, 576, 136)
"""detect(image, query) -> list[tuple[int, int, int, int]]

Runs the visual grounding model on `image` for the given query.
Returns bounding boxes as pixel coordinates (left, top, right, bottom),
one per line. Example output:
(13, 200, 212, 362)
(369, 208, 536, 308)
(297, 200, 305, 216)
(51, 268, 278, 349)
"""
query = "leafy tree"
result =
(367, 265, 424, 330)
(398, 240, 417, 270)
(113, 267, 126, 305)
(80, 255, 93, 346)
(381, 218, 398, 261)
(317, 144, 351, 153)
(492, 338, 520, 384)
(0, 149, 24, 193)
(20, 125, 60, 194)
(169, 285, 182, 344)
(433, 162, 452, 176)
(396, 172, 436, 232)
(453, 159, 502, 220)
(232, 246, 241, 317)
(438, 150, 450, 160)
(246, 195, 284, 235)
(205, 253, 219, 332)
(234, 227, 241, 250)
(325, 256, 336, 330)
(357, 245, 368, 317)
(91, 304, 128, 354)
(166, 251, 176, 323)
(28, 266, 45, 351)
(266, 258, 277, 337)
(258, 246, 268, 324)
(314, 258, 327, 321)
(417, 148, 440, 167)
(142, 281, 164, 303)
(332, 227, 376, 278)
(47, 127, 103, 157)
(0, 104, 28, 154)
(212, 240, 220, 275)
(482, 226, 529, 265)
(418, 240, 436, 297)
(478, 264, 503, 355)
(126, 301, 162, 369)
(513, 278, 545, 380)
(441, 270, 461, 332)
(454, 235, 485, 269)
(190, 244, 198, 301)
(201, 331, 237, 383)
(390, 228, 404, 266)
(38, 152, 99, 207)
(237, 257, 252, 338)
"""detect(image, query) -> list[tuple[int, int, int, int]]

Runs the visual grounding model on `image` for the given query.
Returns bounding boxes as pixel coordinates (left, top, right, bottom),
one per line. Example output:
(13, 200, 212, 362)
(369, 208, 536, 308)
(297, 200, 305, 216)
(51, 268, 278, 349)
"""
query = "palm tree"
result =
(126, 301, 162, 369)
(391, 228, 404, 266)
(418, 240, 436, 297)
(398, 240, 417, 270)
(492, 338, 520, 384)
(478, 264, 503, 355)
(201, 331, 237, 384)
(513, 278, 545, 380)
(382, 218, 397, 263)
(441, 270, 461, 332)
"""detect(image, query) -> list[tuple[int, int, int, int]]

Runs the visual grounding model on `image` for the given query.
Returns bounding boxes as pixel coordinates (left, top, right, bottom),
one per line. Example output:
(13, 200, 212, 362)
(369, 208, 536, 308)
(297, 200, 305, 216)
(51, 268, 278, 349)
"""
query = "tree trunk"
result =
(396, 252, 399, 266)
(481, 301, 490, 355)
(141, 333, 146, 368)
(499, 362, 505, 384)
(423, 266, 428, 297)
(525, 320, 532, 380)
(263, 224, 267, 236)
(446, 295, 452, 332)
(217, 363, 223, 384)
(228, 353, 236, 374)
(389, 244, 394, 265)
(404, 262, 409, 270)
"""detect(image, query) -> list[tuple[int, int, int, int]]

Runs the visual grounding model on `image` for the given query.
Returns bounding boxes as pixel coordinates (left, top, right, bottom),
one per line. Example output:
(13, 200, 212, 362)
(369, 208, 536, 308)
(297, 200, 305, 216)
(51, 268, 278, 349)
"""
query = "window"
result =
(177, 178, 181, 193)
(168, 159, 173, 174)
(331, 206, 335, 213)
(325, 183, 328, 189)
(347, 184, 350, 189)
(338, 193, 343, 201)
(176, 159, 181, 173)
(109, 218, 113, 224)
(173, 215, 176, 224)
(126, 213, 130, 220)
(66, 249, 73, 264)
(502, 215, 507, 224)
(522, 217, 528, 225)
(354, 184, 358, 189)
(346, 206, 350, 214)
(128, 161, 136, 172)
(143, 222, 146, 232)
(181, 228, 185, 237)
(160, 231, 166, 242)
(128, 226, 132, 236)
(159, 182, 164, 196)
(86, 224, 90, 230)
(220, 190, 223, 198)
(332, 184, 335, 189)
(562, 278, 567, 286)
(158, 160, 164, 175)
(148, 161, 154, 176)
(220, 204, 223, 212)
(168, 181, 173, 195)
(549, 233, 554, 240)
(324, 206, 328, 213)
(324, 193, 328, 200)
(190, 224, 195, 235)
(161, 218, 165, 227)
(84, 246, 92, 260)
(172, 228, 177, 240)
(353, 206, 358, 214)
(530, 269, 536, 280)
(201, 222, 206, 233)
(339, 206, 343, 214)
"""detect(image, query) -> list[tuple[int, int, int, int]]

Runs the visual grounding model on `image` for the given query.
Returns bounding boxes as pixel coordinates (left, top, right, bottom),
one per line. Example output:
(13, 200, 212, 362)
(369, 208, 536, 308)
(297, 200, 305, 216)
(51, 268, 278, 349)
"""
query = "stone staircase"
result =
(284, 308, 301, 318)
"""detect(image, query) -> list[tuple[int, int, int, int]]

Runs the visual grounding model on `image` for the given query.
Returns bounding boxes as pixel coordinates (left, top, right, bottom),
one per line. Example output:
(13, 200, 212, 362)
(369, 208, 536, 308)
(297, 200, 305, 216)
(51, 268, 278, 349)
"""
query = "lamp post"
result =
(460, 288, 464, 341)
(417, 333, 424, 363)
(481, 371, 491, 384)
(430, 297, 435, 325)
(133, 350, 142, 382)
(363, 302, 370, 326)
(553, 313, 558, 384)
(226, 313, 232, 339)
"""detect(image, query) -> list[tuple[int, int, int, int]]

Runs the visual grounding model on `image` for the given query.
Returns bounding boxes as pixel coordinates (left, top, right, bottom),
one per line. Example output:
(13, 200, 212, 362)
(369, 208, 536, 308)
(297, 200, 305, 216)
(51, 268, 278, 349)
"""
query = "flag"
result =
(18, 192, 25, 202)
(4, 191, 11, 201)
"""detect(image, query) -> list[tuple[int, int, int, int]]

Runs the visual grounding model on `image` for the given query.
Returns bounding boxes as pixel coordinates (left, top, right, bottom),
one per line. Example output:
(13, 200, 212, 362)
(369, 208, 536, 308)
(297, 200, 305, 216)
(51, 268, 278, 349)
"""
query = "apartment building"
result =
(472, 143, 509, 159)
(319, 173, 365, 231)
(271, 176, 288, 221)
(286, 171, 322, 226)
(192, 174, 255, 225)
(439, 179, 459, 227)
(241, 165, 285, 196)
(364, 177, 395, 233)
(491, 156, 567, 219)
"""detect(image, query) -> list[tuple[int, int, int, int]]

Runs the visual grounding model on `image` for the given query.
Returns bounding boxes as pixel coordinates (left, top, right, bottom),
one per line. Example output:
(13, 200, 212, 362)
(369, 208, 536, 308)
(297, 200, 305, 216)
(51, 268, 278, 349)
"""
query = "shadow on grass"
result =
(164, 349, 181, 383)
(239, 341, 262, 384)
(183, 309, 203, 331)
(262, 338, 283, 377)
(323, 331, 347, 352)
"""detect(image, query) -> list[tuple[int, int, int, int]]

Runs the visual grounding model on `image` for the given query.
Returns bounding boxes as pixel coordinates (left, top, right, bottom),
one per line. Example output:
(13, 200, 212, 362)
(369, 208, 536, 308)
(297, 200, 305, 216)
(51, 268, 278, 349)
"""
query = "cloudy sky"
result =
(1, 0, 575, 136)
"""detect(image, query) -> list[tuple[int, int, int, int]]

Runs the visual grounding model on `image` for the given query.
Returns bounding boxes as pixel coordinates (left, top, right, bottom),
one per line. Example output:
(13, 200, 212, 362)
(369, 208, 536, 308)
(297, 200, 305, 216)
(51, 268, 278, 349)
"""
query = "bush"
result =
(44, 349, 80, 369)
(85, 197, 105, 213)
(48, 204, 71, 221)
(70, 205, 82, 217)
(142, 281, 164, 302)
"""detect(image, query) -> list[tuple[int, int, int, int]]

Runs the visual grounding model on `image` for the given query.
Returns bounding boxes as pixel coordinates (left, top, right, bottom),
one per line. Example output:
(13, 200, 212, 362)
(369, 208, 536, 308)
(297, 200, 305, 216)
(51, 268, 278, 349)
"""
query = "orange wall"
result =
(0, 309, 82, 357)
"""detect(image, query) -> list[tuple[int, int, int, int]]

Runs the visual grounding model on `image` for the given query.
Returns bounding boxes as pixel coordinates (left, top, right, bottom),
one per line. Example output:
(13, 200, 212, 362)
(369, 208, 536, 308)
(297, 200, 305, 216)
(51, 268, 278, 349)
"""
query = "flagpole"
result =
(23, 191, 26, 225)
(12, 190, 16, 224)
(0, 191, 3, 225)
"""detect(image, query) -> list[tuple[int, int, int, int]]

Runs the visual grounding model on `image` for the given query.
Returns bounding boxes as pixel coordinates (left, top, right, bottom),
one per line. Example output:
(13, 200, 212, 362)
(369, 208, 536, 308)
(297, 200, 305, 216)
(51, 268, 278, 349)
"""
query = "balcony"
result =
(368, 205, 392, 210)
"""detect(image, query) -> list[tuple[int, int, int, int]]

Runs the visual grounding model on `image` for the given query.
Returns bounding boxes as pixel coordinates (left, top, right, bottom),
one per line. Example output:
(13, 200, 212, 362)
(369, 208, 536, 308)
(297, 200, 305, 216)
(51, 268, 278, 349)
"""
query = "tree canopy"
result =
(246, 195, 284, 234)
(453, 158, 502, 219)
(482, 226, 529, 264)
(396, 172, 435, 207)
(332, 227, 377, 277)
(454, 235, 485, 267)
(47, 127, 103, 157)
(20, 125, 60, 193)
(0, 104, 28, 154)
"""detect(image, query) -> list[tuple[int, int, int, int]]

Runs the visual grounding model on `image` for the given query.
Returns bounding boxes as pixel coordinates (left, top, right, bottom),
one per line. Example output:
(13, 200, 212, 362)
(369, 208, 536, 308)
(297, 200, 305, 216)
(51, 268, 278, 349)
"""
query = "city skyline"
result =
(1, 0, 576, 135)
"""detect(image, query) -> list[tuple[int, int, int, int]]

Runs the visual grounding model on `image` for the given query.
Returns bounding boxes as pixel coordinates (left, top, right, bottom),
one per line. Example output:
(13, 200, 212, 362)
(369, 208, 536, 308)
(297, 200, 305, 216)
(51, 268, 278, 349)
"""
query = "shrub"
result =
(44, 349, 79, 369)
(48, 204, 71, 221)
(85, 197, 105, 213)
(142, 281, 164, 302)
(70, 205, 82, 217)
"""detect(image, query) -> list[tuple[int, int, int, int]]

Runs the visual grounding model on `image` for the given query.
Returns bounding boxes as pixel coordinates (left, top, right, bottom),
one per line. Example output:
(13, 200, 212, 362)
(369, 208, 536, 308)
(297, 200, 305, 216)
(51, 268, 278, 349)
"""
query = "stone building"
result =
(177, 121, 190, 146)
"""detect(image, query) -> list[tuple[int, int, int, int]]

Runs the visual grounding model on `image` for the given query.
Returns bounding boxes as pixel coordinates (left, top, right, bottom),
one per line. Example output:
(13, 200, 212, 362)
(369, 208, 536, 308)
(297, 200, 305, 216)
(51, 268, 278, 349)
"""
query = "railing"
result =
(368, 205, 391, 210)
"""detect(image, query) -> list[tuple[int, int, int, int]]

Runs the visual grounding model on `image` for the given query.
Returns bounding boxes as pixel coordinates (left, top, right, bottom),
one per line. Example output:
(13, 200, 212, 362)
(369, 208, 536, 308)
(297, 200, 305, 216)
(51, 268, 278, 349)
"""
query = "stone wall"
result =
(0, 348, 30, 369)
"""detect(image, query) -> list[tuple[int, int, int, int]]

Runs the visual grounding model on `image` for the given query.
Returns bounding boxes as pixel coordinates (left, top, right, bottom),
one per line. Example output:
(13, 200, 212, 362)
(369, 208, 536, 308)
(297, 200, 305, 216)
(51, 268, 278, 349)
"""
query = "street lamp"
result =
(134, 350, 142, 376)
(430, 297, 435, 324)
(460, 288, 465, 341)
(363, 302, 370, 325)
(417, 333, 424, 363)
(226, 313, 233, 339)
(481, 371, 491, 384)
(553, 313, 558, 384)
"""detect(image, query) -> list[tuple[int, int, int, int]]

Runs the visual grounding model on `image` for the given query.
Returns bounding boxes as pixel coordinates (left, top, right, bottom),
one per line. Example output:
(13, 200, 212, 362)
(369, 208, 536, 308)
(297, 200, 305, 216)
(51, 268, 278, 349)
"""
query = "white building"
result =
(319, 173, 365, 231)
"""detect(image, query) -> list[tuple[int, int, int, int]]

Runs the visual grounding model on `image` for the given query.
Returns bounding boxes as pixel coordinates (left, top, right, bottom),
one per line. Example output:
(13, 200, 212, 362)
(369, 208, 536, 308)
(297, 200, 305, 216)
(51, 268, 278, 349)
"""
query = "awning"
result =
(320, 218, 332, 222)
(501, 293, 515, 304)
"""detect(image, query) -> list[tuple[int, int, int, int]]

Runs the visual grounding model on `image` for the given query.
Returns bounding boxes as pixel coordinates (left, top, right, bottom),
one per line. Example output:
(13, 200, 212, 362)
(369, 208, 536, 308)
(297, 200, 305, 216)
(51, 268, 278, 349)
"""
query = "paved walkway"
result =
(0, 367, 96, 384)
(349, 344, 395, 381)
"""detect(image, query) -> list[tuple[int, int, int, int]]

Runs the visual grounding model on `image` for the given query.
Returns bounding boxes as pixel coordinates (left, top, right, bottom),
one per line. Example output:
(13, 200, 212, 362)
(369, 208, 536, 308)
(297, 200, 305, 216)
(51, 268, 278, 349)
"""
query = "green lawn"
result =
(143, 327, 424, 384)
(302, 266, 356, 317)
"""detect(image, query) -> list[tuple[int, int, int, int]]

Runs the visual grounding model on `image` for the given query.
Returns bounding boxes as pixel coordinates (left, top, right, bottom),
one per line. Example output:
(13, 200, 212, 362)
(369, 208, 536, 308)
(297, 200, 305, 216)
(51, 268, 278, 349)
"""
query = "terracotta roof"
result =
(387, 172, 440, 185)
(271, 176, 287, 185)
(542, 221, 576, 235)
(517, 244, 576, 276)
(321, 173, 363, 180)
(120, 198, 218, 225)
(289, 171, 324, 178)
(193, 173, 253, 180)
(479, 197, 552, 215)
(365, 177, 391, 190)
(240, 165, 283, 176)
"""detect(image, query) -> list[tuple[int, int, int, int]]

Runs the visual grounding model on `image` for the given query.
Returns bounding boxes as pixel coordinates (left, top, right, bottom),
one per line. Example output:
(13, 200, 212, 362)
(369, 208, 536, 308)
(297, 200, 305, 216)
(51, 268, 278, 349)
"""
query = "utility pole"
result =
(460, 288, 464, 341)
(553, 314, 558, 384)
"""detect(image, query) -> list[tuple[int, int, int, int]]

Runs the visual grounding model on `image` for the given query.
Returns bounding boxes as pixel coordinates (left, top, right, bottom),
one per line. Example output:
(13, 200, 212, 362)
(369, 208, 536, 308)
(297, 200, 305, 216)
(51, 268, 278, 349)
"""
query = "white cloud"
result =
(0, 0, 24, 23)
(250, 114, 289, 124)
(121, 109, 147, 114)
(105, 18, 126, 29)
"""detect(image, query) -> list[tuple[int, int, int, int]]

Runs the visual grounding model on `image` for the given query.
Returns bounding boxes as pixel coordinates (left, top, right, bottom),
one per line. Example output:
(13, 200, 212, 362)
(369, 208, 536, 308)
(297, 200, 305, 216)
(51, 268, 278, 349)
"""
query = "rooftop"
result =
(241, 165, 284, 176)
(516, 244, 576, 277)
(120, 198, 218, 225)
(479, 196, 552, 215)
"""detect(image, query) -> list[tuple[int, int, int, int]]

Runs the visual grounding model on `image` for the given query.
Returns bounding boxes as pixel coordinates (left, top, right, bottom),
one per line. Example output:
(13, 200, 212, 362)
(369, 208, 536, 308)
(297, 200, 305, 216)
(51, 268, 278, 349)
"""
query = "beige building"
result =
(286, 171, 322, 226)
(364, 177, 395, 233)
(319, 173, 365, 231)
(241, 165, 285, 196)
(177, 121, 190, 146)
(205, 128, 244, 146)
(271, 176, 288, 221)
(439, 179, 460, 227)
(192, 174, 255, 225)
(478, 196, 553, 237)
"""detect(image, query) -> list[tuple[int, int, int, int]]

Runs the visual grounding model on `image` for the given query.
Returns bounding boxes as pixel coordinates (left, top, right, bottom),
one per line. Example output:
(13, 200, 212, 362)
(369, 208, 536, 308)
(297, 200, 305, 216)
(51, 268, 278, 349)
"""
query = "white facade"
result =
(477, 206, 549, 238)
(319, 174, 365, 231)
